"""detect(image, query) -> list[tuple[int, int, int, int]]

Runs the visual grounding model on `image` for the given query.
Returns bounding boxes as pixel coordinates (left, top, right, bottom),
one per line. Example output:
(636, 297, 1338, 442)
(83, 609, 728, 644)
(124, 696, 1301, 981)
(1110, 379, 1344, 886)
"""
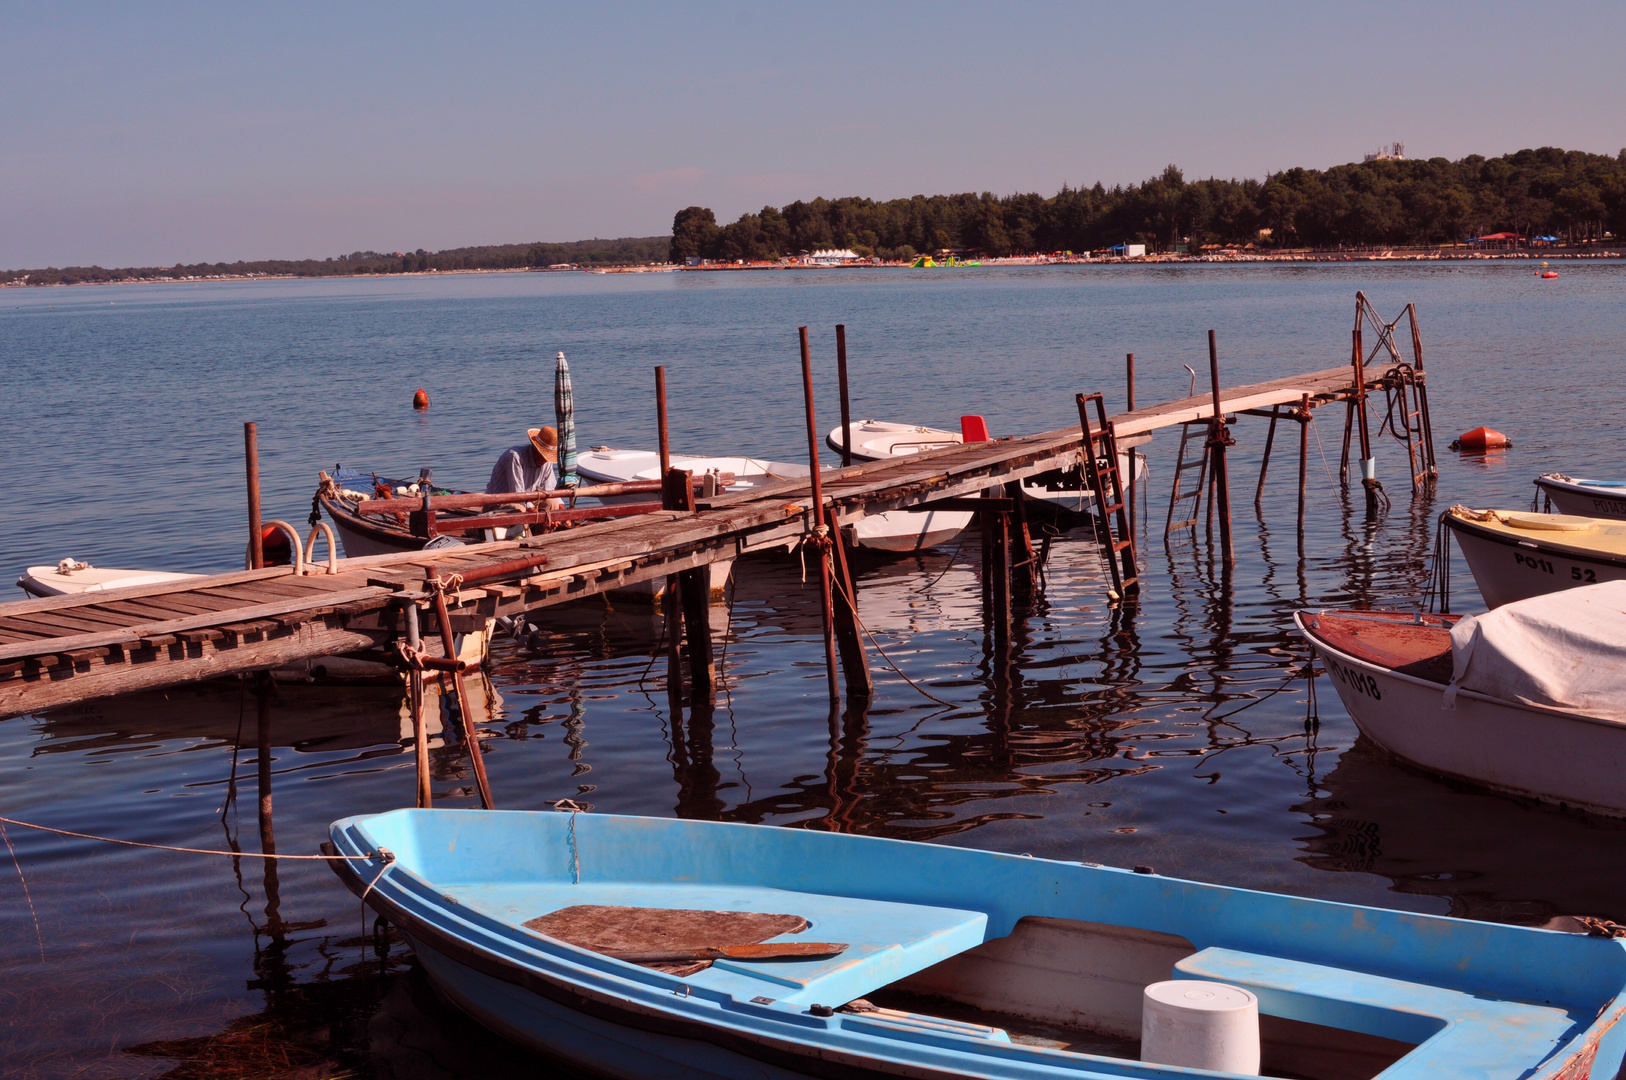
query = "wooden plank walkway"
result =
(0, 360, 1397, 719)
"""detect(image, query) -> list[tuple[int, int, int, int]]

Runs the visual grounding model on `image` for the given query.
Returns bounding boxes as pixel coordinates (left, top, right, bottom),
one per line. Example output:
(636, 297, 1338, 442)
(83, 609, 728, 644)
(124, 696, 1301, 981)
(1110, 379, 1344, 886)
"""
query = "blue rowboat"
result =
(328, 809, 1626, 1079)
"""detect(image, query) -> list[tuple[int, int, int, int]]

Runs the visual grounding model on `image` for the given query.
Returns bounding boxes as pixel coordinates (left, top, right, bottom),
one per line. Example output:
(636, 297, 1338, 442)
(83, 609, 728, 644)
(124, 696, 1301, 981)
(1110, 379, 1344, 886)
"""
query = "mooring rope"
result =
(828, 575, 958, 709)
(553, 799, 586, 884)
(0, 821, 45, 962)
(0, 815, 384, 862)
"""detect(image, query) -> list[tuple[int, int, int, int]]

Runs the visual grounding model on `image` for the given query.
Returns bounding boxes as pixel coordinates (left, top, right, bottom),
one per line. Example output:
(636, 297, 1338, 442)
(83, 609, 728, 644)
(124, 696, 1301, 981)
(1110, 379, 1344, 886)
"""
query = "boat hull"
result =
(848, 510, 971, 553)
(1535, 475, 1626, 520)
(1446, 514, 1626, 608)
(1298, 612, 1626, 816)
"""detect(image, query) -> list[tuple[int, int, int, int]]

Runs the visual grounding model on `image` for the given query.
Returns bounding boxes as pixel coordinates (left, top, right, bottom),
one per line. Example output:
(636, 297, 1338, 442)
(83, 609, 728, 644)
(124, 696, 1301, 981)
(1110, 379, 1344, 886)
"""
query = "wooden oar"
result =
(602, 942, 847, 963)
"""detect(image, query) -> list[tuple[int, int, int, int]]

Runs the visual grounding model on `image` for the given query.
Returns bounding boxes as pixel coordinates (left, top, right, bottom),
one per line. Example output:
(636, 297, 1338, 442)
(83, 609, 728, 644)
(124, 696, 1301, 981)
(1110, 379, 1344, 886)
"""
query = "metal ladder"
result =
(1163, 420, 1211, 538)
(1076, 393, 1139, 599)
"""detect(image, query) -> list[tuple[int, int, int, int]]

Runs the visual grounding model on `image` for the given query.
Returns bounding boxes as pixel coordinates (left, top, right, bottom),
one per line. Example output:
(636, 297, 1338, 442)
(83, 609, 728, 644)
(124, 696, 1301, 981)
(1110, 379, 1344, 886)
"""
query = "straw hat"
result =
(527, 426, 559, 463)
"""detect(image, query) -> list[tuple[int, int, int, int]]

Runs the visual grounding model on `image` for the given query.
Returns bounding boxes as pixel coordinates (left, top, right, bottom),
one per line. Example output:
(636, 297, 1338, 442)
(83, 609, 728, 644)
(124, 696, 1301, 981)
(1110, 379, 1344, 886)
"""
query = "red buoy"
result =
(412, 388, 430, 410)
(1541, 271, 1558, 279)
(1452, 426, 1512, 451)
(261, 526, 293, 566)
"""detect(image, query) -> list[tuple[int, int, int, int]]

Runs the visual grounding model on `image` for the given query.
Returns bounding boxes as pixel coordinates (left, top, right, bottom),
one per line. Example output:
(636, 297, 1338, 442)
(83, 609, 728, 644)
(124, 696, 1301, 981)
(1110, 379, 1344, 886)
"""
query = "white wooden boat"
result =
(18, 559, 200, 598)
(578, 448, 971, 555)
(826, 420, 1146, 516)
(1443, 506, 1626, 608)
(1297, 583, 1626, 817)
(1534, 473, 1626, 520)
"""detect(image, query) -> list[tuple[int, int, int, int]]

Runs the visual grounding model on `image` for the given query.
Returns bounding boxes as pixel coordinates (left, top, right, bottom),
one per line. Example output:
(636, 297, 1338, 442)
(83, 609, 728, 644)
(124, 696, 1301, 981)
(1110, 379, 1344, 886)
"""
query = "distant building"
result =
(1364, 142, 1406, 162)
(810, 249, 860, 265)
(1110, 243, 1147, 258)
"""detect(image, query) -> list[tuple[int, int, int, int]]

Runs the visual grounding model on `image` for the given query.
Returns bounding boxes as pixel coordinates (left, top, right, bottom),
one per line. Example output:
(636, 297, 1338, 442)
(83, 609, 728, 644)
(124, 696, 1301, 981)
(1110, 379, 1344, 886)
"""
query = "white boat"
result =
(578, 448, 971, 556)
(1533, 473, 1626, 520)
(18, 559, 200, 598)
(1442, 506, 1626, 608)
(1297, 582, 1626, 817)
(826, 420, 1146, 516)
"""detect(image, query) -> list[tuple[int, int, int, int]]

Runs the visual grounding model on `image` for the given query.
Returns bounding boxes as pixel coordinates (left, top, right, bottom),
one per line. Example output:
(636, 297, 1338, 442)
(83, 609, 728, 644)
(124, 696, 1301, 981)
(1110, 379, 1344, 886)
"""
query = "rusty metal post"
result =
(655, 365, 685, 707)
(1353, 325, 1379, 513)
(427, 566, 494, 810)
(244, 422, 263, 570)
(405, 601, 431, 808)
(256, 677, 275, 855)
(800, 326, 841, 707)
(1297, 394, 1310, 543)
(836, 324, 853, 468)
(826, 504, 873, 701)
(1255, 404, 1280, 510)
(993, 509, 1012, 646)
(1206, 330, 1235, 565)
(1125, 353, 1136, 536)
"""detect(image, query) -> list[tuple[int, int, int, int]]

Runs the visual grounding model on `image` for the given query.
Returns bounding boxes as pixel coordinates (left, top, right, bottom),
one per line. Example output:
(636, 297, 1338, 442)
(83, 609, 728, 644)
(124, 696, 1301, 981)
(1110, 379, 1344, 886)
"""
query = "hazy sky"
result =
(5, 2, 1624, 268)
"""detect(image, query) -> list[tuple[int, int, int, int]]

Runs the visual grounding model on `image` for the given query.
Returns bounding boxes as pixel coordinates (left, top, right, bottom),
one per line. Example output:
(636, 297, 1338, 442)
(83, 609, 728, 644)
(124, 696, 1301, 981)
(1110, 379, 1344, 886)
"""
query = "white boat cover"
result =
(1445, 580, 1626, 719)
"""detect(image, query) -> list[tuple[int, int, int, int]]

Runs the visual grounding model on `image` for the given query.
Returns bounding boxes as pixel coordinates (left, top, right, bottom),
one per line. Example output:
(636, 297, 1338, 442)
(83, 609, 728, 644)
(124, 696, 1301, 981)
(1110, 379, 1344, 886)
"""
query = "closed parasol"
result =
(554, 351, 577, 485)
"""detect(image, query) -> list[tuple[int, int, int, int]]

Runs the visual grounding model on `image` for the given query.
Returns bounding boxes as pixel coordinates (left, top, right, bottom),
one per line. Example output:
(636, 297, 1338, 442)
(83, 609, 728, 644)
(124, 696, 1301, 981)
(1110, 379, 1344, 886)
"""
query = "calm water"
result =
(4, 264, 1626, 1078)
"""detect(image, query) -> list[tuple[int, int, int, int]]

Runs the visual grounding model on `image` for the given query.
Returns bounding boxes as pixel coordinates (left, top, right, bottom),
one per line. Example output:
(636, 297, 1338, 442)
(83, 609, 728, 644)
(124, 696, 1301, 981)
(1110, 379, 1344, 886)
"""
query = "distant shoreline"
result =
(4, 248, 1621, 289)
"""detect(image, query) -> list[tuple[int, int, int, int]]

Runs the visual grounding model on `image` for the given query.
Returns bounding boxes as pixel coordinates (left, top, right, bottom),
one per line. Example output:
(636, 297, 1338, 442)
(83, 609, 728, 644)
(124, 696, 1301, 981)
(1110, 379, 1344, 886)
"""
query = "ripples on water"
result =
(4, 264, 1626, 1077)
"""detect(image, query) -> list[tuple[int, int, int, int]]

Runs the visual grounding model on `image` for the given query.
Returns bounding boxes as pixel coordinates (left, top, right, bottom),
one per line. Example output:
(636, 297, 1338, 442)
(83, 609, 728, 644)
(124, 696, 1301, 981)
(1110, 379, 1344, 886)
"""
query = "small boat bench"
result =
(1177, 947, 1579, 1077)
(459, 881, 989, 1010)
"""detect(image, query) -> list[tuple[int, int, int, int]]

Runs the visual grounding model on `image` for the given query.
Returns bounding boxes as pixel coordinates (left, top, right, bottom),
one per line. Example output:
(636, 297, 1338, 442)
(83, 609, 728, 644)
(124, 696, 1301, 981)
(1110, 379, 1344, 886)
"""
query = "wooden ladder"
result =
(1076, 393, 1139, 599)
(1163, 419, 1210, 538)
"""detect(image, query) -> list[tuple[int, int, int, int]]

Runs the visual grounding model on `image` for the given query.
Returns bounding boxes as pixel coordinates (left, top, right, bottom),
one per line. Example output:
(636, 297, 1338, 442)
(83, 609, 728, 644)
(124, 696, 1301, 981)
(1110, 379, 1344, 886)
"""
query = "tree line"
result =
(1, 236, 670, 287)
(670, 146, 1626, 262)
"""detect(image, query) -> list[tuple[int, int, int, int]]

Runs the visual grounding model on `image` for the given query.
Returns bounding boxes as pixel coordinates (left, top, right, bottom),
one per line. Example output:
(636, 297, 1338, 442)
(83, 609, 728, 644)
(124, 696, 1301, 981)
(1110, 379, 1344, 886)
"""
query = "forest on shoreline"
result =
(0, 236, 668, 287)
(671, 146, 1626, 262)
(9, 147, 1626, 286)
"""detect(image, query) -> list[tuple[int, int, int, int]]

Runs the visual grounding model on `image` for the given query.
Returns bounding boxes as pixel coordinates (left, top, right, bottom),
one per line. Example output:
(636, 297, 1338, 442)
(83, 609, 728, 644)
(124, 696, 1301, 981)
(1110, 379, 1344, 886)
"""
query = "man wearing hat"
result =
(484, 426, 561, 536)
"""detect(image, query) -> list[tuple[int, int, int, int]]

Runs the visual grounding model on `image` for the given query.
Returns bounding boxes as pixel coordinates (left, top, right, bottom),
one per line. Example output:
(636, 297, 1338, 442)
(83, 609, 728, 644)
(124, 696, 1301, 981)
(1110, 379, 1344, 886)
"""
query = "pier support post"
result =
(404, 602, 432, 808)
(427, 566, 494, 810)
(826, 506, 873, 702)
(664, 467, 714, 704)
(244, 422, 263, 570)
(1004, 481, 1039, 600)
(1297, 395, 1311, 545)
(1352, 325, 1380, 514)
(836, 325, 854, 468)
(655, 367, 685, 711)
(1255, 405, 1280, 510)
(1125, 353, 1137, 537)
(799, 327, 841, 707)
(1206, 331, 1236, 565)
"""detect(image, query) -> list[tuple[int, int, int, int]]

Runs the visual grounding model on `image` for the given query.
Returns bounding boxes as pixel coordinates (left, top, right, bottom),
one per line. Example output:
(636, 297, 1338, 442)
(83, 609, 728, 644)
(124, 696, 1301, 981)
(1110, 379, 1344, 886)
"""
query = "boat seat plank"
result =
(526, 905, 809, 976)
(456, 881, 988, 1008)
(1176, 947, 1578, 1077)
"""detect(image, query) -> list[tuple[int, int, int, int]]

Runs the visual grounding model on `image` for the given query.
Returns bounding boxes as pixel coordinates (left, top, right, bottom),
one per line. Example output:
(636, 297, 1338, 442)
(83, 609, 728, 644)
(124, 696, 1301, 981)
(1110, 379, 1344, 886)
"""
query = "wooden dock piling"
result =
(799, 327, 841, 707)
(1205, 331, 1236, 565)
(244, 422, 264, 571)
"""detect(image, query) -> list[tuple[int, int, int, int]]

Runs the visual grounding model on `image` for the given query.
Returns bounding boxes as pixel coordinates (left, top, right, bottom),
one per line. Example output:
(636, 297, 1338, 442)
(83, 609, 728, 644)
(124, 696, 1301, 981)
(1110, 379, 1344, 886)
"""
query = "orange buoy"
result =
(1450, 426, 1512, 452)
(412, 388, 430, 409)
(1541, 271, 1558, 279)
(260, 526, 293, 566)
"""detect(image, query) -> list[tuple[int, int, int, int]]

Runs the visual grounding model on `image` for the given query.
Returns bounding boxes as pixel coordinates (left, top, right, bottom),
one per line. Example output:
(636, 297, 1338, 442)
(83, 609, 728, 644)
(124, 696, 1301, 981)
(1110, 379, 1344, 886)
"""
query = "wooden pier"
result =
(0, 300, 1434, 724)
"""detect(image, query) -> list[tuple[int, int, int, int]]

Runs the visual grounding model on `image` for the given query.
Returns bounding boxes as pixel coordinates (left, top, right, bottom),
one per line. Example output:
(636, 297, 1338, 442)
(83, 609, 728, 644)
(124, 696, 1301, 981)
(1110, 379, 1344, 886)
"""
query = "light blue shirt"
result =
(485, 445, 557, 497)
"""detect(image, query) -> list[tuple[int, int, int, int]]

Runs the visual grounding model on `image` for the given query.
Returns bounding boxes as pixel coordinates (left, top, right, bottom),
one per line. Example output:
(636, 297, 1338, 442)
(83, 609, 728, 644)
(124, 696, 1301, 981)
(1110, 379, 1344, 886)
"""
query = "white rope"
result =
(0, 814, 383, 862)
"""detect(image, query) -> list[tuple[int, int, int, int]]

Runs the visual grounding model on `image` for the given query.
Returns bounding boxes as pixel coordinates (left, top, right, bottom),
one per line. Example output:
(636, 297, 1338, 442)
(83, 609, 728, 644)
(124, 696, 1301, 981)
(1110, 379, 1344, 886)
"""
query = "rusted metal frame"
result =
(799, 326, 841, 706)
(356, 477, 725, 516)
(426, 565, 494, 810)
(1205, 331, 1236, 565)
(1407, 303, 1438, 481)
(836, 324, 854, 468)
(1003, 480, 1040, 599)
(245, 422, 264, 570)
(1254, 404, 1281, 509)
(1164, 420, 1209, 539)
(407, 501, 664, 538)
(1077, 393, 1139, 596)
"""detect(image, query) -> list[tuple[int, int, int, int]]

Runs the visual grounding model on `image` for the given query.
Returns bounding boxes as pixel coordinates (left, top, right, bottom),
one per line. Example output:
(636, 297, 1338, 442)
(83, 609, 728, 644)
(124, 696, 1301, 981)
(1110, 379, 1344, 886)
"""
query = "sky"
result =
(4, 1, 1625, 269)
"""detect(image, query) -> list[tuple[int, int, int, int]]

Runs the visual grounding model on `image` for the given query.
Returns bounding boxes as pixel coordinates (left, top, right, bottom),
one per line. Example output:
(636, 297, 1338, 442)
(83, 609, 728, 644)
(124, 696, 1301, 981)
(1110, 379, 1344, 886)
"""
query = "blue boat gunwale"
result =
(329, 809, 1626, 1079)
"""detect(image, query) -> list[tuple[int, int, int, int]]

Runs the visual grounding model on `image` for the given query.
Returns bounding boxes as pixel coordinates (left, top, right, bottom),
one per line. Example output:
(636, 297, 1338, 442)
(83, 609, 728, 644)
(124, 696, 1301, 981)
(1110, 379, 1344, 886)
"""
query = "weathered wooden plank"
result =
(0, 586, 392, 663)
(1, 611, 133, 636)
(0, 621, 385, 719)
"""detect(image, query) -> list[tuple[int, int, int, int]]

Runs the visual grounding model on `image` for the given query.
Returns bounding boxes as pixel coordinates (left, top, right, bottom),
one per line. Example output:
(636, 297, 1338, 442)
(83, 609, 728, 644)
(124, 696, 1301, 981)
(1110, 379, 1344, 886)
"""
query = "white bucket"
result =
(1141, 980, 1260, 1074)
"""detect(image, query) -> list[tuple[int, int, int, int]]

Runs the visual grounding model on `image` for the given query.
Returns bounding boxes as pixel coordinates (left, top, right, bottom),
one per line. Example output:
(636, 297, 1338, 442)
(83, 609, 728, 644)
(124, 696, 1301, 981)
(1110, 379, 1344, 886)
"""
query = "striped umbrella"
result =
(554, 351, 577, 485)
